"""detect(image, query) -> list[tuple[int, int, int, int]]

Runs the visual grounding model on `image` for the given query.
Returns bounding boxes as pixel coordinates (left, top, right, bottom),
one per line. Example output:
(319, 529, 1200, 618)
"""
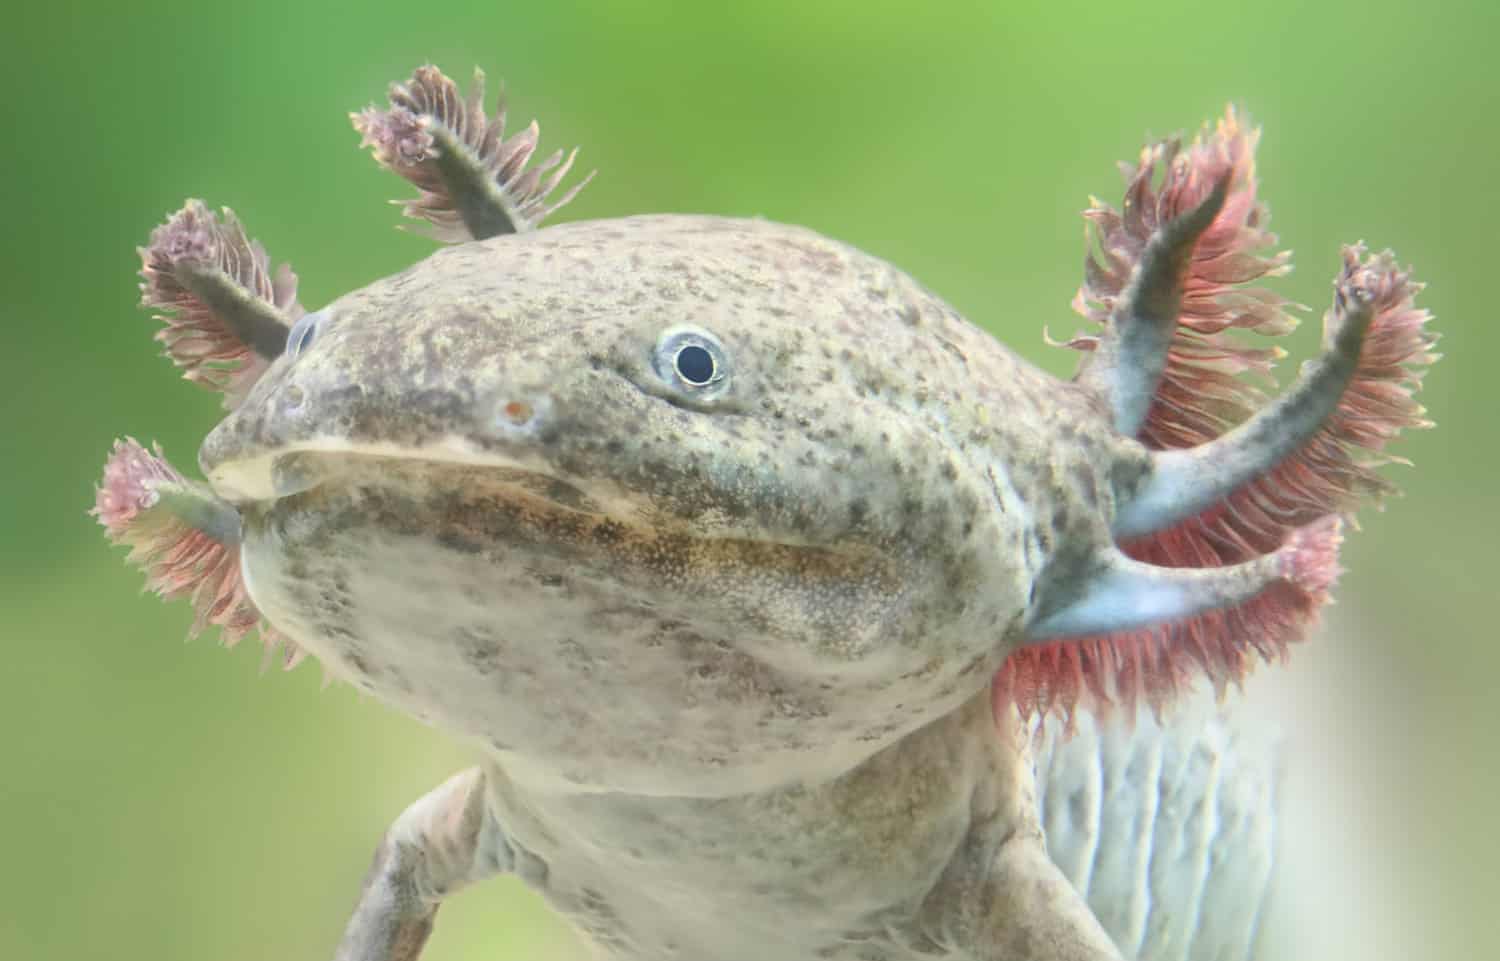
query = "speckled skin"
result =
(201, 214, 1159, 959)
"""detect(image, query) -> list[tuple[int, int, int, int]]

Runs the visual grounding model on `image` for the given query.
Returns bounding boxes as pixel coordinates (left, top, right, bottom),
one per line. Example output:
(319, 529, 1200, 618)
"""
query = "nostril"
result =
(501, 401, 534, 426)
(489, 395, 550, 438)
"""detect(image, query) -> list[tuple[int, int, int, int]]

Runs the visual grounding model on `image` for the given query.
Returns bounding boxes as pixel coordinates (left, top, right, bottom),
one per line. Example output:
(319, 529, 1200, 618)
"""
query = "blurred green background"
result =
(3, 1, 1495, 958)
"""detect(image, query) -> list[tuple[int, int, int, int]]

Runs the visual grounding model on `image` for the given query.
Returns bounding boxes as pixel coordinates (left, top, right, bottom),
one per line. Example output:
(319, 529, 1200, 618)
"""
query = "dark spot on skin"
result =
(439, 530, 484, 555)
(1069, 462, 1099, 506)
(543, 478, 595, 511)
(591, 520, 626, 545)
(387, 665, 414, 695)
(937, 337, 967, 366)
(326, 383, 365, 406)
(458, 626, 502, 676)
(323, 624, 359, 643)
(346, 650, 372, 677)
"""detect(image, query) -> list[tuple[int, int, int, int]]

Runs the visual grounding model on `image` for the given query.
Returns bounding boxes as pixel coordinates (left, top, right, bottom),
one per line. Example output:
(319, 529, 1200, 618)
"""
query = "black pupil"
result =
(674, 344, 715, 385)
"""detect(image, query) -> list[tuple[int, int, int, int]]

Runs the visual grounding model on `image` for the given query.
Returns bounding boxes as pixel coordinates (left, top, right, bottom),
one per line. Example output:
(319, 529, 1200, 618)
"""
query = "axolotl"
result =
(94, 65, 1437, 961)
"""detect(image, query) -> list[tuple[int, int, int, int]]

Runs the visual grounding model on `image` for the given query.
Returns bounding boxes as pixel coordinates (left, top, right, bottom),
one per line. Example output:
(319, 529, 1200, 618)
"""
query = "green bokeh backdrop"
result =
(3, 2, 1495, 958)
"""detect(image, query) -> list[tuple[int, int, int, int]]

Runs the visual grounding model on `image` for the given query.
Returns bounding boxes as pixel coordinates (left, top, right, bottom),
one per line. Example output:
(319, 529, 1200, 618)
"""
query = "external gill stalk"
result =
(1025, 518, 1340, 643)
(139, 200, 303, 407)
(1003, 518, 1343, 721)
(352, 65, 594, 241)
(1079, 172, 1232, 437)
(1065, 109, 1299, 458)
(1000, 109, 1437, 721)
(1114, 253, 1384, 540)
(92, 439, 305, 669)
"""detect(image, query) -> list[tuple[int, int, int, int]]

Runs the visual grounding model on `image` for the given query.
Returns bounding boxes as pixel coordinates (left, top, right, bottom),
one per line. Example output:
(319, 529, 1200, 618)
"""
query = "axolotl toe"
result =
(95, 65, 1436, 961)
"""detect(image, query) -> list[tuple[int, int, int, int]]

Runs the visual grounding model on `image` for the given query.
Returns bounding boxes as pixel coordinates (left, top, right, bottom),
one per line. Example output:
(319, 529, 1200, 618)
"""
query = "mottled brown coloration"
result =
(209, 215, 1124, 799)
(95, 66, 1438, 961)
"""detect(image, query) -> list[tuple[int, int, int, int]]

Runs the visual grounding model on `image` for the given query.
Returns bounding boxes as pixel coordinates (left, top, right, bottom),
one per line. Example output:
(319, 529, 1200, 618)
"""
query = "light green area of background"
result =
(2, 1, 1495, 958)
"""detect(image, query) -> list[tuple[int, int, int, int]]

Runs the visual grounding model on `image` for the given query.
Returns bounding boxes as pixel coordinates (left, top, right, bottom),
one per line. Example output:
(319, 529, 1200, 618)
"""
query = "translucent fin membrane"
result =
(352, 65, 594, 241)
(92, 438, 307, 670)
(138, 200, 303, 408)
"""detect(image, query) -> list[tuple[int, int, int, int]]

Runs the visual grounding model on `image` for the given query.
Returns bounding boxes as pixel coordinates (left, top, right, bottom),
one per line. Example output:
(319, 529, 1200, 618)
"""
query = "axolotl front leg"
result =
(332, 769, 515, 961)
(330, 713, 1128, 961)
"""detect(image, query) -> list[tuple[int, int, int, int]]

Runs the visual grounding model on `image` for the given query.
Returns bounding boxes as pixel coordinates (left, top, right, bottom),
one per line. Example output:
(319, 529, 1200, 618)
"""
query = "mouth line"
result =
(242, 446, 896, 615)
(207, 428, 577, 503)
(224, 438, 848, 555)
(269, 446, 607, 516)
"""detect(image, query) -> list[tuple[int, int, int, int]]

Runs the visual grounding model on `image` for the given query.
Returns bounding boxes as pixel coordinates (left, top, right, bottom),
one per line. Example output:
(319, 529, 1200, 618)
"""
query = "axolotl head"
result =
(200, 214, 1119, 793)
(99, 73, 1435, 798)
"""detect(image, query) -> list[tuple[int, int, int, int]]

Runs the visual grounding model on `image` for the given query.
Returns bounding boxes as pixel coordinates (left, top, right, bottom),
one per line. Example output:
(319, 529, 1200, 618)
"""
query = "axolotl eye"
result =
(675, 344, 715, 385)
(653, 327, 731, 396)
(285, 310, 323, 358)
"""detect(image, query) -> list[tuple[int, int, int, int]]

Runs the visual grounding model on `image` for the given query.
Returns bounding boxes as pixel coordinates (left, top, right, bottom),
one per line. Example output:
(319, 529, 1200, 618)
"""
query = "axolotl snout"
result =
(96, 65, 1437, 961)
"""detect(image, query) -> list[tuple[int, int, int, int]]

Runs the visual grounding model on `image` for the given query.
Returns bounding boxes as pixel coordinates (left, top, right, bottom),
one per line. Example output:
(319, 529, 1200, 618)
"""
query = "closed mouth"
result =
(266, 448, 606, 517)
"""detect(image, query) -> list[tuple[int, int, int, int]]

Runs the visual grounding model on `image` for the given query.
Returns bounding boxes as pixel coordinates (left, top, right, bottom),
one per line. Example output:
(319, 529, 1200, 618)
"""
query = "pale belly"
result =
(478, 684, 1292, 961)
(479, 694, 1034, 961)
(446, 658, 1415, 961)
